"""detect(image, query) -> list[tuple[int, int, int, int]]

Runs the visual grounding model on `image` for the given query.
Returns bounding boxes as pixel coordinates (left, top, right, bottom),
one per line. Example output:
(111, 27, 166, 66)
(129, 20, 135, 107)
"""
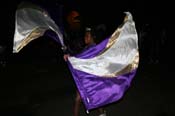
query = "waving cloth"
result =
(67, 12, 139, 111)
(13, 2, 64, 53)
(12, 3, 139, 112)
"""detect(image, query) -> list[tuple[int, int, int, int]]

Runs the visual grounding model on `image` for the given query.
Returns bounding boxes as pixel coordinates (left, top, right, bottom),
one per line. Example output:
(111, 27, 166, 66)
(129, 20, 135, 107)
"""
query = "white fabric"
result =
(99, 113, 106, 116)
(13, 7, 63, 53)
(68, 12, 138, 77)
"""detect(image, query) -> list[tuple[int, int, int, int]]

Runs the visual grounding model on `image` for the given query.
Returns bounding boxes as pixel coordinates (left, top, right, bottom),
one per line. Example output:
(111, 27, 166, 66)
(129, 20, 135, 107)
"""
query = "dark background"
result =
(0, 0, 173, 116)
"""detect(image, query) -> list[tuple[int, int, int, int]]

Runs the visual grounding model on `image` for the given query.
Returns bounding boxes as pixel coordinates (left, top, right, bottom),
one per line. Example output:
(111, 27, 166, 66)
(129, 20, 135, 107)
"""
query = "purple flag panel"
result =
(68, 60, 137, 110)
(67, 12, 139, 111)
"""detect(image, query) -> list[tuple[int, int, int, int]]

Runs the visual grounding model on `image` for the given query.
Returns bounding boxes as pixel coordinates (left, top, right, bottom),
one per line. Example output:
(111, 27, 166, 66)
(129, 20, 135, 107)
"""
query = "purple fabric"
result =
(68, 37, 138, 110)
(74, 37, 110, 59)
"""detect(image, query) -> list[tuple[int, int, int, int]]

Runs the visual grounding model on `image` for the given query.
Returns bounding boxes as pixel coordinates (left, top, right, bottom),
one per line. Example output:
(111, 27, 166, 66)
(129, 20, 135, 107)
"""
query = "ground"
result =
(0, 54, 174, 116)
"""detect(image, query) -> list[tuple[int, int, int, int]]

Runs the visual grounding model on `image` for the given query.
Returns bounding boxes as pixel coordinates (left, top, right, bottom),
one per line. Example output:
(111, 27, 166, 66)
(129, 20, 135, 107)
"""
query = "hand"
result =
(63, 54, 70, 61)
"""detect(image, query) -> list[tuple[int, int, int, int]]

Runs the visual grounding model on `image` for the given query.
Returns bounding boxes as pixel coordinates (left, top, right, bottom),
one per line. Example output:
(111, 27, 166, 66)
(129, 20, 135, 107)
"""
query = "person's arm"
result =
(63, 54, 70, 61)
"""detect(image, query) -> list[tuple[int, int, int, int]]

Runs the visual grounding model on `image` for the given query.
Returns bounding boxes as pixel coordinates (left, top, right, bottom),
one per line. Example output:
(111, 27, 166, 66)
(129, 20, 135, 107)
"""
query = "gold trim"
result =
(96, 14, 129, 56)
(101, 51, 139, 78)
(106, 14, 128, 49)
(95, 14, 139, 78)
(15, 27, 47, 52)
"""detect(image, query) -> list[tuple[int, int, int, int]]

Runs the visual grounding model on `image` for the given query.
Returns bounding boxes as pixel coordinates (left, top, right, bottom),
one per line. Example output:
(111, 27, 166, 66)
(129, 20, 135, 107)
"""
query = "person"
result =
(62, 9, 85, 55)
(64, 27, 106, 116)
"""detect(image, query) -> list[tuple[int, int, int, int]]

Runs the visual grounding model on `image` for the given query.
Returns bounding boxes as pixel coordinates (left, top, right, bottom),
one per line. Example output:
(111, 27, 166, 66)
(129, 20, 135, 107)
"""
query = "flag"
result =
(13, 2, 64, 53)
(12, 3, 139, 111)
(67, 12, 139, 111)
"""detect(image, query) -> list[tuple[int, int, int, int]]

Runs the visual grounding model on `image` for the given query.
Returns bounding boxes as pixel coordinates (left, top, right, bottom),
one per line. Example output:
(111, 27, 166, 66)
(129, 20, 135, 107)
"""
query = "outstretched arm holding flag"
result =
(64, 26, 107, 116)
